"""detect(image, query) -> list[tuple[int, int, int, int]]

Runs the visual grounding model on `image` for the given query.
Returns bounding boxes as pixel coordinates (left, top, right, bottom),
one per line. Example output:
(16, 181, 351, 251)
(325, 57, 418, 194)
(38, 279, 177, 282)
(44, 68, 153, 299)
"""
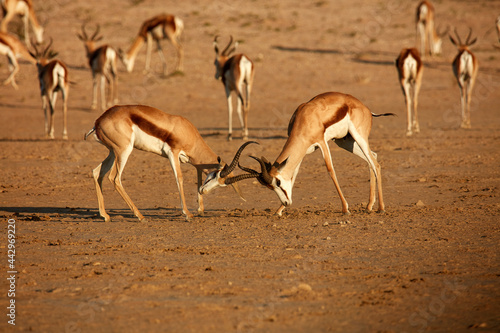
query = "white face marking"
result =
(200, 170, 225, 194)
(272, 174, 292, 206)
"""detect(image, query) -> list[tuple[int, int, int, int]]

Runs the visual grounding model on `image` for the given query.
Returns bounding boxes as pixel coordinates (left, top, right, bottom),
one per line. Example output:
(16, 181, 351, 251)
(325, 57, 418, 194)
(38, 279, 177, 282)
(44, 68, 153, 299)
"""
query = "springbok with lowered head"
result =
(119, 14, 183, 75)
(213, 35, 255, 141)
(84, 105, 250, 222)
(0, 0, 43, 45)
(416, 0, 445, 57)
(201, 92, 394, 216)
(29, 38, 69, 140)
(0, 31, 36, 89)
(77, 23, 118, 110)
(450, 28, 479, 129)
(395, 47, 423, 136)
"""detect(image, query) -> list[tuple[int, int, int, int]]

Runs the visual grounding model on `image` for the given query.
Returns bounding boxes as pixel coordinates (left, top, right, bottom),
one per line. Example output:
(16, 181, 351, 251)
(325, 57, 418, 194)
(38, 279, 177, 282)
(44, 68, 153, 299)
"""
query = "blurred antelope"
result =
(395, 48, 423, 136)
(29, 38, 69, 139)
(416, 1, 445, 57)
(77, 23, 118, 110)
(1, 0, 43, 45)
(119, 14, 183, 75)
(84, 105, 248, 222)
(496, 15, 500, 43)
(450, 28, 479, 129)
(213, 35, 255, 141)
(201, 92, 394, 216)
(0, 31, 36, 88)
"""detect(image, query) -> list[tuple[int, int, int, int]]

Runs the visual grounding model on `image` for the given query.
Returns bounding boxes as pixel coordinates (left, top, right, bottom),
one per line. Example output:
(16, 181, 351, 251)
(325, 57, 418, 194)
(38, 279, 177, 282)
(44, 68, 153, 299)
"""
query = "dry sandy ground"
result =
(0, 0, 499, 332)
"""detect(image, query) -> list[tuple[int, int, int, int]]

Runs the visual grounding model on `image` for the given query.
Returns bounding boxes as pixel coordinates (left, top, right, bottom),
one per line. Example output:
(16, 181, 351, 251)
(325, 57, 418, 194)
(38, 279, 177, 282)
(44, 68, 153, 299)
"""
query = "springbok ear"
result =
(277, 158, 289, 172)
(469, 37, 477, 46)
(449, 35, 457, 46)
(217, 156, 221, 164)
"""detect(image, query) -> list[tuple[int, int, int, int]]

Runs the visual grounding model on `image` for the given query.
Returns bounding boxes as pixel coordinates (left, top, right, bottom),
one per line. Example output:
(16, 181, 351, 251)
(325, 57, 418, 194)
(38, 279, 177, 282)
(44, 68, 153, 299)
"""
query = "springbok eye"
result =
(276, 179, 281, 187)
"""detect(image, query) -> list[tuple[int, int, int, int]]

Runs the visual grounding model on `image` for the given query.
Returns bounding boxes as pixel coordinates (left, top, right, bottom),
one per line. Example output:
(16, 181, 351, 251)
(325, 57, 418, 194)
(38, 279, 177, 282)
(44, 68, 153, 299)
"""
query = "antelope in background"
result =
(29, 38, 69, 140)
(119, 14, 183, 75)
(201, 92, 394, 216)
(1, 0, 43, 45)
(0, 30, 35, 88)
(77, 23, 118, 111)
(450, 28, 479, 129)
(416, 1, 445, 57)
(84, 105, 249, 222)
(213, 35, 255, 141)
(395, 48, 423, 136)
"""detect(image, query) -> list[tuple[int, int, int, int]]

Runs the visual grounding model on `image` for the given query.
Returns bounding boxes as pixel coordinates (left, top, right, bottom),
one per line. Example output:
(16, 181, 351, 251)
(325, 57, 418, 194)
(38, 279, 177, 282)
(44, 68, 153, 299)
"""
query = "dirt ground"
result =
(1, 0, 499, 332)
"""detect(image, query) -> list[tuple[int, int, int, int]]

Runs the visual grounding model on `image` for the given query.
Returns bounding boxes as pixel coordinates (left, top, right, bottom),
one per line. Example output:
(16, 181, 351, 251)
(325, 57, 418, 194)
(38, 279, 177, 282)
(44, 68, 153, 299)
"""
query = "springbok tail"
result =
(372, 112, 396, 118)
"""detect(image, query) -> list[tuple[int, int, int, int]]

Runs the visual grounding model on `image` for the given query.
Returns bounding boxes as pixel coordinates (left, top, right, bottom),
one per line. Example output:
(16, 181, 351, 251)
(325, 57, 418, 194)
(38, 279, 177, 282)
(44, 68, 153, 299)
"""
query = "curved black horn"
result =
(224, 172, 260, 185)
(249, 155, 274, 185)
(92, 24, 101, 40)
(465, 27, 473, 45)
(454, 27, 463, 45)
(221, 35, 234, 56)
(220, 141, 259, 178)
(43, 38, 54, 57)
(80, 23, 88, 40)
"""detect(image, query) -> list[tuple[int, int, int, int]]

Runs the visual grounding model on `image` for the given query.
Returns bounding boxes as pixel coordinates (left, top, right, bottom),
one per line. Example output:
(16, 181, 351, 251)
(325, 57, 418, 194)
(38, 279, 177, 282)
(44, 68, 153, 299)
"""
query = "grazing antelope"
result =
(395, 48, 423, 136)
(77, 23, 118, 111)
(119, 14, 183, 75)
(416, 1, 444, 57)
(213, 35, 255, 141)
(84, 105, 249, 222)
(0, 31, 35, 88)
(201, 92, 394, 216)
(29, 39, 69, 140)
(450, 28, 479, 129)
(0, 0, 43, 45)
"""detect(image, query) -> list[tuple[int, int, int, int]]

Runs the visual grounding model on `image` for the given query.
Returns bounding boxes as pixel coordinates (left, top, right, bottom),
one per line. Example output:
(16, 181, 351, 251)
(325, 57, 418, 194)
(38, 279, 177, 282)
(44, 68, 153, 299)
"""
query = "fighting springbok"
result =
(201, 92, 394, 216)
(213, 35, 255, 141)
(1, 0, 43, 45)
(416, 0, 445, 57)
(29, 38, 69, 140)
(84, 105, 250, 222)
(395, 48, 423, 136)
(450, 28, 479, 129)
(119, 14, 183, 75)
(77, 23, 118, 110)
(0, 31, 36, 89)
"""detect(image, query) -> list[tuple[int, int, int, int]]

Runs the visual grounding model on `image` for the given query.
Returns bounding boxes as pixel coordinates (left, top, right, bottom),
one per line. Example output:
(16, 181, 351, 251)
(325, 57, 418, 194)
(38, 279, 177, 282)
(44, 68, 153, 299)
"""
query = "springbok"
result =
(416, 0, 445, 57)
(84, 105, 250, 222)
(1, 0, 43, 45)
(395, 47, 423, 136)
(119, 14, 183, 75)
(29, 38, 69, 140)
(213, 35, 255, 141)
(201, 92, 394, 216)
(0, 31, 36, 88)
(449, 28, 479, 129)
(77, 23, 118, 110)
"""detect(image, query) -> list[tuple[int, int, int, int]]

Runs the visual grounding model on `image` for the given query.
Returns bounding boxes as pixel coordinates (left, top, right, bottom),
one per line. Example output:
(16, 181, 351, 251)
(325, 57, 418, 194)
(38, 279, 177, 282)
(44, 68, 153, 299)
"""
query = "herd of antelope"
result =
(1, 1, 498, 221)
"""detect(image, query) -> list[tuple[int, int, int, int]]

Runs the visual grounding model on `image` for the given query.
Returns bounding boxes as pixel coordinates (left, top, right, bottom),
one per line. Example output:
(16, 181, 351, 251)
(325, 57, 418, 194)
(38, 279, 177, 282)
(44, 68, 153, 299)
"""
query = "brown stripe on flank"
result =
(130, 114, 177, 146)
(323, 103, 349, 129)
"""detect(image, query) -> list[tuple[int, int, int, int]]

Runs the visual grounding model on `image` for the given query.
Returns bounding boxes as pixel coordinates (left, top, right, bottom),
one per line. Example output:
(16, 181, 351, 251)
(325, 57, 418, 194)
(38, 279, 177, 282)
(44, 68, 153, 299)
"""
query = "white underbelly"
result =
(324, 115, 350, 141)
(133, 125, 169, 155)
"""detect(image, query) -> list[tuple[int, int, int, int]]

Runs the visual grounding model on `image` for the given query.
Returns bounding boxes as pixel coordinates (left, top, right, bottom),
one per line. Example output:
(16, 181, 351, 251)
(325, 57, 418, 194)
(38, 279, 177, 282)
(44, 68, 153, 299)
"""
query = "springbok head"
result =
(200, 141, 259, 194)
(77, 23, 103, 54)
(213, 35, 238, 80)
(29, 38, 58, 65)
(449, 27, 477, 50)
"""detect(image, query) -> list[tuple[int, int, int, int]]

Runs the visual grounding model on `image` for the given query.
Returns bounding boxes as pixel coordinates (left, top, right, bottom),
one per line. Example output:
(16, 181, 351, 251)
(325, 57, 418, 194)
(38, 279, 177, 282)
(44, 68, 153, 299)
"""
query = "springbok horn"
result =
(92, 24, 101, 40)
(43, 38, 54, 57)
(465, 27, 473, 45)
(221, 35, 234, 56)
(224, 172, 260, 185)
(81, 23, 88, 40)
(454, 28, 462, 45)
(249, 155, 274, 185)
(220, 141, 259, 178)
